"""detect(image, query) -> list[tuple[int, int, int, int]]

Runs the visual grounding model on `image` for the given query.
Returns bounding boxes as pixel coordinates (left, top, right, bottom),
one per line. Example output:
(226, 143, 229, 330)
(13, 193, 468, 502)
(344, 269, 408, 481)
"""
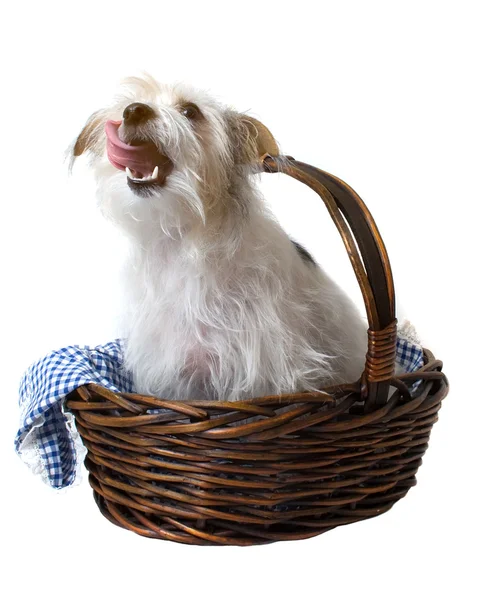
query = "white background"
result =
(1, 1, 477, 598)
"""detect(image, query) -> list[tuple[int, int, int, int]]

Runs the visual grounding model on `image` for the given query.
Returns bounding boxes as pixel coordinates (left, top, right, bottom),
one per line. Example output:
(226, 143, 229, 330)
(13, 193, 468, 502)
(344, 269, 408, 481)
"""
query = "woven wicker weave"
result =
(66, 156, 448, 545)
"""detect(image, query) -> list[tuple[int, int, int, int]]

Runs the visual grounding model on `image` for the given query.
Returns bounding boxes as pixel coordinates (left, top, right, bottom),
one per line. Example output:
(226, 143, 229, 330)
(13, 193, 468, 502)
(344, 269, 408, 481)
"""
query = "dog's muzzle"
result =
(105, 120, 172, 188)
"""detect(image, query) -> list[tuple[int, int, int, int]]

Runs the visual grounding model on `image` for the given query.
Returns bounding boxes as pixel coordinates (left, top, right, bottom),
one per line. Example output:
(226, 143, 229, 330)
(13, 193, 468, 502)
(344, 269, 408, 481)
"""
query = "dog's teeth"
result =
(126, 167, 159, 183)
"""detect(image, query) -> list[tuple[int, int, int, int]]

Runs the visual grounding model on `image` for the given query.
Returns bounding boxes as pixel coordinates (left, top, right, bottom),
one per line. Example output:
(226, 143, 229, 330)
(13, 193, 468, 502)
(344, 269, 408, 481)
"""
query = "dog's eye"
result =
(180, 103, 201, 120)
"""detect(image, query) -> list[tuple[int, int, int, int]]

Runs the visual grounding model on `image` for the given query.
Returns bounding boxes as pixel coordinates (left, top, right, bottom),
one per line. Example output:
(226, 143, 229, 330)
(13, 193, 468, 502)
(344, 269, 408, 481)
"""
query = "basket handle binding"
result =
(262, 155, 397, 412)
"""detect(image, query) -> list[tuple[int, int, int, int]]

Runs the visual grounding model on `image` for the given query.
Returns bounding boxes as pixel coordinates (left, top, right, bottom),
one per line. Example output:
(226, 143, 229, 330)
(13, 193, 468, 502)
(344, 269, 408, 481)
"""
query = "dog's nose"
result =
(123, 102, 155, 125)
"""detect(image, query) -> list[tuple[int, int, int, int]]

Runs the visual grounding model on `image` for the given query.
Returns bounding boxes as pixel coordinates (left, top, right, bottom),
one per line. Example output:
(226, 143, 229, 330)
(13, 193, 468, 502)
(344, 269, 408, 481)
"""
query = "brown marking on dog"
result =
(73, 111, 104, 157)
(242, 116, 279, 158)
(225, 112, 279, 165)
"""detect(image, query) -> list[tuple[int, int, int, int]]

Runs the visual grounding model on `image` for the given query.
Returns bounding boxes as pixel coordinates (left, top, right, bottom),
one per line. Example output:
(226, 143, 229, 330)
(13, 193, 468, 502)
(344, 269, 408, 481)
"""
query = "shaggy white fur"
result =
(71, 74, 368, 401)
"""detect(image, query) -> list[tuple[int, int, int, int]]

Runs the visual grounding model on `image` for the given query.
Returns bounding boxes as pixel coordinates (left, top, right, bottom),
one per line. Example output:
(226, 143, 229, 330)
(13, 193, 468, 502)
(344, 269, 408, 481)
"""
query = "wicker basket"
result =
(66, 156, 448, 545)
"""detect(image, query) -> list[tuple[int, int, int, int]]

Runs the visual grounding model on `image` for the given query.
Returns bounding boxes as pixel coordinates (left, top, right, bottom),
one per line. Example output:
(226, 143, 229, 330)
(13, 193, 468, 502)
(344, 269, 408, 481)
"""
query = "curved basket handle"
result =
(262, 155, 397, 411)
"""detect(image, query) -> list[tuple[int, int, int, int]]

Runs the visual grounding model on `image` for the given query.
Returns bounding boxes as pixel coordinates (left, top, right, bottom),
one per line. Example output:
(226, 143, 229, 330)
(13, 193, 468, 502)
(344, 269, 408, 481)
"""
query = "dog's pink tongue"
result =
(105, 120, 157, 177)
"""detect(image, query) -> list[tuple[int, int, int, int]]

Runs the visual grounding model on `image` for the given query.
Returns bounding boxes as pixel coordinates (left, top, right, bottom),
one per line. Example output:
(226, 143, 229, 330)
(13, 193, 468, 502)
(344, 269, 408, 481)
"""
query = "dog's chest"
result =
(127, 251, 286, 387)
(131, 264, 233, 371)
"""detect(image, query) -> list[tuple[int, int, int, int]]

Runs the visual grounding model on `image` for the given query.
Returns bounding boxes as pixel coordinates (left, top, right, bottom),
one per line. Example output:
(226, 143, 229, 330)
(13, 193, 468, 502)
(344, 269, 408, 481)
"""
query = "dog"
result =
(70, 74, 368, 401)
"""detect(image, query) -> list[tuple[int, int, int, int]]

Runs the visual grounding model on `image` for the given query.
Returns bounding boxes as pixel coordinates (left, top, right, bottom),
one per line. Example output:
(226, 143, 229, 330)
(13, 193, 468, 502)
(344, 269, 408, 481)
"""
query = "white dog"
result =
(71, 74, 367, 401)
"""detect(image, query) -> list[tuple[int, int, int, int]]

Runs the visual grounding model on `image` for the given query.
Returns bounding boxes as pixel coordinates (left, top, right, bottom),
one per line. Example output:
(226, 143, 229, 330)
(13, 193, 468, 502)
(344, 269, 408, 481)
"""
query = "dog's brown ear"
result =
(72, 111, 104, 157)
(227, 112, 279, 164)
(241, 116, 279, 158)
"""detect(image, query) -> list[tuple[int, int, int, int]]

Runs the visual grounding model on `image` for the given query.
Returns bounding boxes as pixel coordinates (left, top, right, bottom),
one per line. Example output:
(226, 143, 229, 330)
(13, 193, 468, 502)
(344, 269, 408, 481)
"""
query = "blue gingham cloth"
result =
(15, 328, 424, 489)
(15, 340, 133, 489)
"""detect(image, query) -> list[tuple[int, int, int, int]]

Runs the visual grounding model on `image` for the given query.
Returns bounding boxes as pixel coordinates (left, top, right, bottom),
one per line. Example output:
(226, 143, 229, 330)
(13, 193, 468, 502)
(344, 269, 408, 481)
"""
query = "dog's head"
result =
(71, 75, 278, 236)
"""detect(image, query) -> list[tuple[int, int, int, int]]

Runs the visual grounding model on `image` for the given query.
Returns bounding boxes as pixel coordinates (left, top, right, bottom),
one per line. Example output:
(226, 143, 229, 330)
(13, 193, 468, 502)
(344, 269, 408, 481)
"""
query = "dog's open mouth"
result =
(105, 120, 172, 190)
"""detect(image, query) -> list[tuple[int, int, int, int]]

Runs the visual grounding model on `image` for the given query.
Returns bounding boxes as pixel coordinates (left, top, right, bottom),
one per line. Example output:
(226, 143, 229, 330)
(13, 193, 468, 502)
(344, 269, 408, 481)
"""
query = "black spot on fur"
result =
(291, 240, 316, 265)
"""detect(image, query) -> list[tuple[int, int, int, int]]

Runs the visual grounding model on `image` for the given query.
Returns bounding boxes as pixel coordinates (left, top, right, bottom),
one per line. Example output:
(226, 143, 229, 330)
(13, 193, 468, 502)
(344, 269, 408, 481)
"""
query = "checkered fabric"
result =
(396, 337, 424, 378)
(15, 335, 424, 489)
(15, 340, 133, 489)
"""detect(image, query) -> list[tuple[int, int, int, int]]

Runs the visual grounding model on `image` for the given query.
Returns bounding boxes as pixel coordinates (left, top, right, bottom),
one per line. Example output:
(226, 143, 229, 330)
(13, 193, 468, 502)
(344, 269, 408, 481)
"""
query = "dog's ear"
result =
(71, 111, 104, 158)
(227, 112, 279, 165)
(241, 116, 279, 159)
